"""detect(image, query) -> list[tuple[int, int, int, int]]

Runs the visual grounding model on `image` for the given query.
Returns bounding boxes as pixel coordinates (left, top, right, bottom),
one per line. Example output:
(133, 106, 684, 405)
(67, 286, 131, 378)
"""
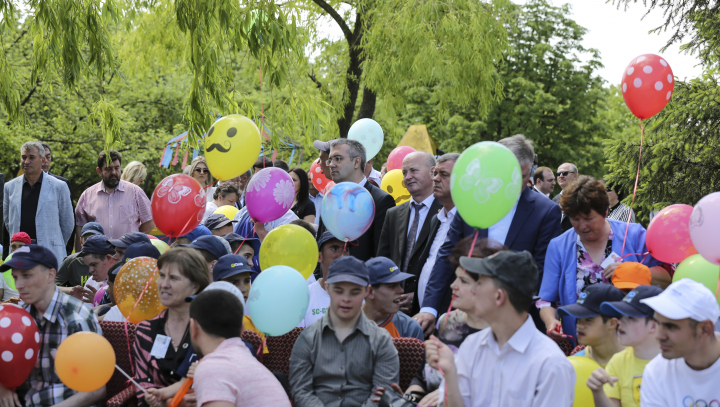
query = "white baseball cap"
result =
(640, 278, 720, 323)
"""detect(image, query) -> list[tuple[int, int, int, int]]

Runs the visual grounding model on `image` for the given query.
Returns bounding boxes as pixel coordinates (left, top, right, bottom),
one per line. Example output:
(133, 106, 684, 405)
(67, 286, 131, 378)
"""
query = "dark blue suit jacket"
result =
(422, 187, 562, 314)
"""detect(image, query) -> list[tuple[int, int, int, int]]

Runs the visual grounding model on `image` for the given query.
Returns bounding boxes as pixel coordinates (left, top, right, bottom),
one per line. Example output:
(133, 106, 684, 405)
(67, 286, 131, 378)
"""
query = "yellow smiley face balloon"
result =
(205, 115, 261, 180)
(381, 169, 411, 205)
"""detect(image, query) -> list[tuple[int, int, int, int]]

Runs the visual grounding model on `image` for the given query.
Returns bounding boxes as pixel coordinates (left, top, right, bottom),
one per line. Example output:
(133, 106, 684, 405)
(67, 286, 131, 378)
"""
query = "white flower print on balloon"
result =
(459, 158, 503, 204)
(156, 176, 193, 204)
(273, 179, 295, 209)
(248, 170, 271, 193)
(505, 167, 521, 199)
(155, 177, 175, 198)
(194, 189, 206, 207)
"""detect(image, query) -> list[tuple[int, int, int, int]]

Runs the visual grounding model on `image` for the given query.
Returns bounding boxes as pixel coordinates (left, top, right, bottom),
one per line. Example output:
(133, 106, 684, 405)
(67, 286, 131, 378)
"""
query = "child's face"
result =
(617, 316, 655, 347)
(222, 272, 252, 302)
(236, 245, 255, 264)
(576, 316, 612, 346)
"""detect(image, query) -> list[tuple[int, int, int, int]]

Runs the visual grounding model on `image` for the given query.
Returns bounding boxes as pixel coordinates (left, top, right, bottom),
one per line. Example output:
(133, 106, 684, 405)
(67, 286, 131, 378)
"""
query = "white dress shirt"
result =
(406, 195, 435, 244)
(357, 176, 368, 187)
(439, 316, 575, 407)
(488, 199, 518, 245)
(418, 207, 456, 309)
(309, 192, 323, 224)
(368, 168, 382, 186)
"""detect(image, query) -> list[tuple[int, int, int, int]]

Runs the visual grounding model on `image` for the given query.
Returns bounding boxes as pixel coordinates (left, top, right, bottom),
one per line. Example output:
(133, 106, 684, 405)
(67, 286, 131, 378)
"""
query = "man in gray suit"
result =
(3, 141, 74, 265)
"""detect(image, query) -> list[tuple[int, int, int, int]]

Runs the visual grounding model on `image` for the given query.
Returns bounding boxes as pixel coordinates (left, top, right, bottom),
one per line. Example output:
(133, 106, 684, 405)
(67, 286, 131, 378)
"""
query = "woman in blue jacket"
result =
(537, 176, 667, 341)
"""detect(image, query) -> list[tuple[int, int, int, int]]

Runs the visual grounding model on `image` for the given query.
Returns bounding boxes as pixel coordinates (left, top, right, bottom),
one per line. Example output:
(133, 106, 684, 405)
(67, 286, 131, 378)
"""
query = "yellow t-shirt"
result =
(243, 315, 269, 354)
(573, 346, 608, 368)
(603, 347, 651, 407)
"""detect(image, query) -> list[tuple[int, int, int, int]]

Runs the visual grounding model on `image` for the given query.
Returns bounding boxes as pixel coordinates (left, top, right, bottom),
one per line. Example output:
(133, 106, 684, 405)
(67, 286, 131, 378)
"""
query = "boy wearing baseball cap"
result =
(0, 245, 104, 407)
(289, 256, 399, 407)
(363, 257, 424, 340)
(55, 222, 106, 296)
(639, 279, 720, 406)
(426, 251, 575, 406)
(78, 235, 117, 306)
(181, 234, 231, 273)
(558, 283, 626, 367)
(586, 285, 663, 407)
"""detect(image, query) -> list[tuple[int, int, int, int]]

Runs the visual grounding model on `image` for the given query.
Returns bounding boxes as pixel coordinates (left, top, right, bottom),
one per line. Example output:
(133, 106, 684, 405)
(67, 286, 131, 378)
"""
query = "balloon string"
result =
(716, 266, 720, 301)
(257, 335, 267, 356)
(233, 224, 256, 255)
(125, 266, 159, 323)
(259, 63, 266, 169)
(468, 230, 479, 257)
(115, 363, 150, 397)
(622, 119, 644, 256)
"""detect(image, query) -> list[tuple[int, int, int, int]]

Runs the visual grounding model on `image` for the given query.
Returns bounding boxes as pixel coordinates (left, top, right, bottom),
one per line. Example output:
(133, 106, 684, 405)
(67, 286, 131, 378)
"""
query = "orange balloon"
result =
(55, 332, 115, 392)
(114, 257, 166, 324)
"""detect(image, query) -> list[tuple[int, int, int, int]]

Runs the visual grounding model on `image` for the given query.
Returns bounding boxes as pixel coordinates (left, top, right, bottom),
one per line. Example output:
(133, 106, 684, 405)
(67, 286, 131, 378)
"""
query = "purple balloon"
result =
(246, 167, 295, 223)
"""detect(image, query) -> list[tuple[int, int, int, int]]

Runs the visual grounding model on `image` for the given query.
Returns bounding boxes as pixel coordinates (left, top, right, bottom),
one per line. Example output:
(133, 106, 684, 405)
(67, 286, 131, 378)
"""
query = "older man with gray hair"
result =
(3, 141, 74, 265)
(414, 135, 562, 336)
(315, 138, 395, 261)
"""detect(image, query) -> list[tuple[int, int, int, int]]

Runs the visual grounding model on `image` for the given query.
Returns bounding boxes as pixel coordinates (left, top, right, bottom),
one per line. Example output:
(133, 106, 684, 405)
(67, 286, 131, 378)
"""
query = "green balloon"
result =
(450, 141, 522, 229)
(2, 253, 16, 291)
(673, 254, 720, 307)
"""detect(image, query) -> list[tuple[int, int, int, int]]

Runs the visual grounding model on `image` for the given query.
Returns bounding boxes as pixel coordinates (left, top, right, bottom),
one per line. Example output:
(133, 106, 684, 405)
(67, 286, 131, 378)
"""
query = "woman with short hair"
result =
(121, 161, 147, 186)
(537, 176, 666, 340)
(132, 248, 211, 407)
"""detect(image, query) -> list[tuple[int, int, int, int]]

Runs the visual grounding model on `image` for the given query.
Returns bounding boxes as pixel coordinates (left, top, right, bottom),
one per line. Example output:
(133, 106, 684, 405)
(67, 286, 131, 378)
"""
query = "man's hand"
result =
(603, 262, 621, 280)
(69, 285, 84, 301)
(82, 285, 98, 304)
(397, 293, 414, 314)
(418, 390, 440, 407)
(426, 335, 454, 372)
(179, 389, 197, 407)
(413, 312, 436, 338)
(249, 219, 268, 242)
(0, 382, 21, 407)
(370, 386, 386, 403)
(586, 367, 618, 392)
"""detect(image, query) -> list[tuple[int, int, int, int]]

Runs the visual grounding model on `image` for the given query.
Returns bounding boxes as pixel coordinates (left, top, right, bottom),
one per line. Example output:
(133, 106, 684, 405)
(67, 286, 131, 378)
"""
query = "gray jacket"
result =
(3, 173, 74, 265)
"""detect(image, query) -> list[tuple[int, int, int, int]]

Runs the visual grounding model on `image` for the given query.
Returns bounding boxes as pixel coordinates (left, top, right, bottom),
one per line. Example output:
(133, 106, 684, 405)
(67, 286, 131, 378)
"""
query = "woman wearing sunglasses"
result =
(183, 156, 215, 202)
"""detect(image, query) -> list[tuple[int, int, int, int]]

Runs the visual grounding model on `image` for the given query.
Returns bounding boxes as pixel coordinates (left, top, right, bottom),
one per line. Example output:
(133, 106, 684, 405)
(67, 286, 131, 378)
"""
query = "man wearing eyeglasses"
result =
(315, 138, 395, 261)
(74, 150, 154, 251)
(551, 163, 578, 204)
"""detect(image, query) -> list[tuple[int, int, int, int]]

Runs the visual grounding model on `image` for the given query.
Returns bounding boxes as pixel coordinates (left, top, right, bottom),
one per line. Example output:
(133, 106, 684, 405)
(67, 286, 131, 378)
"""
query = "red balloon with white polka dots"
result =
(0, 304, 40, 388)
(621, 54, 674, 119)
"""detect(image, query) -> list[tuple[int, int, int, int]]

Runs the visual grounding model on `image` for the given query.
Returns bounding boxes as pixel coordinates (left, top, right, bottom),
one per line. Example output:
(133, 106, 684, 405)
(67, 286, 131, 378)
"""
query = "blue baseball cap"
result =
(108, 232, 151, 248)
(326, 256, 369, 286)
(212, 254, 256, 282)
(79, 235, 116, 257)
(80, 222, 105, 237)
(0, 245, 58, 272)
(600, 285, 663, 318)
(365, 257, 413, 286)
(222, 232, 258, 245)
(558, 283, 625, 319)
(182, 235, 229, 261)
(183, 224, 212, 241)
(317, 231, 354, 251)
(111, 242, 161, 278)
(204, 213, 237, 231)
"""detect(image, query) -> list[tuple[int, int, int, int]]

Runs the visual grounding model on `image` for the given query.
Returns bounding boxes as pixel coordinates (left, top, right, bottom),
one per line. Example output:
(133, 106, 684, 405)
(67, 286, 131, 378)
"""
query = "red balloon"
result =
(0, 304, 40, 388)
(151, 174, 206, 237)
(323, 181, 336, 194)
(309, 159, 331, 193)
(621, 54, 674, 119)
(387, 146, 416, 171)
(646, 204, 698, 263)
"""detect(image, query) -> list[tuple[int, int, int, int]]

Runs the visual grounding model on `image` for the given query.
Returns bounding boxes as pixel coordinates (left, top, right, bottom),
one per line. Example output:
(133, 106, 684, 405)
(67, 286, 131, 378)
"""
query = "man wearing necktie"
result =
(378, 151, 442, 315)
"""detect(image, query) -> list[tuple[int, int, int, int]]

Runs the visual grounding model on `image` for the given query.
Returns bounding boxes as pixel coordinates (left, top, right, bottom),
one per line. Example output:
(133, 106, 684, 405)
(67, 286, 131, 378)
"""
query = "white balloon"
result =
(348, 119, 384, 161)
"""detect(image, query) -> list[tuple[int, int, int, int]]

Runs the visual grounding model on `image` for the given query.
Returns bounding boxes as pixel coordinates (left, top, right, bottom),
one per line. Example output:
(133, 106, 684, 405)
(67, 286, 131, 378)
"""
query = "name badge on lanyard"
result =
(150, 334, 171, 359)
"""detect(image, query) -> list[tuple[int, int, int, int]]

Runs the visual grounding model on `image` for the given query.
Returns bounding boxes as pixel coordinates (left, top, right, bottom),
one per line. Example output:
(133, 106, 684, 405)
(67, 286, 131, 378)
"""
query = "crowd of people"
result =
(1, 136, 718, 407)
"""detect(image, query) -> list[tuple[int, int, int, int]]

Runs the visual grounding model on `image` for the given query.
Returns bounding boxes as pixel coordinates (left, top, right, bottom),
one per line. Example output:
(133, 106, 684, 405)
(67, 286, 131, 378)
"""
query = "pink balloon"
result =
(646, 204, 698, 263)
(689, 192, 720, 265)
(387, 146, 416, 171)
(245, 167, 296, 223)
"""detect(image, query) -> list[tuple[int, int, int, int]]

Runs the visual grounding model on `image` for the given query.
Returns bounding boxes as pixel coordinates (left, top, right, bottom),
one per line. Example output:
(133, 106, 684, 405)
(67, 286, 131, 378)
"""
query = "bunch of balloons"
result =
(260, 224, 319, 280)
(114, 257, 166, 324)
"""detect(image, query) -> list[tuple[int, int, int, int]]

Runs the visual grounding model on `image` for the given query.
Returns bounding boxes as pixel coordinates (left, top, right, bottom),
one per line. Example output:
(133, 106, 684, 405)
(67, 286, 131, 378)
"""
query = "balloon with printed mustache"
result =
(381, 169, 411, 205)
(204, 115, 262, 180)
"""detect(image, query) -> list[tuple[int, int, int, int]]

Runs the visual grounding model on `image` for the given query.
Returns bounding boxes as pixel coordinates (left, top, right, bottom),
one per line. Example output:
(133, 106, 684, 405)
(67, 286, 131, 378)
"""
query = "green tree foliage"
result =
(382, 0, 607, 177)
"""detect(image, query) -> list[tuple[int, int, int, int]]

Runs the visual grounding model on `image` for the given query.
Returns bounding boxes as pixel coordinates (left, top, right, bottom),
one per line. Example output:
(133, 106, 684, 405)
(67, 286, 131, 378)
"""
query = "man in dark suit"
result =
(377, 151, 442, 314)
(414, 135, 562, 336)
(316, 139, 395, 261)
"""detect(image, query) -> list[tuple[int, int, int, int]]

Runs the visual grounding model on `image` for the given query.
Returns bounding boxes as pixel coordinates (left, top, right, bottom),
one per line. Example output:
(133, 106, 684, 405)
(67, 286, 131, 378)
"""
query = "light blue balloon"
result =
(321, 182, 375, 241)
(247, 265, 309, 336)
(348, 118, 384, 160)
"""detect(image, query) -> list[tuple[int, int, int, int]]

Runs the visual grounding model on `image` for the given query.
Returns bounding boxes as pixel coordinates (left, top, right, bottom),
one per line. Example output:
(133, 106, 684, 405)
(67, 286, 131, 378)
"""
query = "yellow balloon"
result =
(114, 257, 166, 324)
(150, 238, 170, 254)
(55, 332, 116, 392)
(205, 115, 261, 180)
(568, 356, 601, 407)
(214, 205, 239, 220)
(381, 169, 411, 205)
(260, 224, 318, 279)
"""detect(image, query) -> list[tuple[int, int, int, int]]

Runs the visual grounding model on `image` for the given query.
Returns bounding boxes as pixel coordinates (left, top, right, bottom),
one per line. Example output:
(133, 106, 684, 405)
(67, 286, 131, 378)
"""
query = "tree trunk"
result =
(356, 86, 377, 120)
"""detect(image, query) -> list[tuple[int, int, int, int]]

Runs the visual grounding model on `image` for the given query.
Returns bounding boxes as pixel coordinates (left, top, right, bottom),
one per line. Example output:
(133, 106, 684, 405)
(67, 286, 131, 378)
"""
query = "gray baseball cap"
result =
(313, 139, 337, 154)
(459, 251, 538, 299)
(326, 256, 369, 287)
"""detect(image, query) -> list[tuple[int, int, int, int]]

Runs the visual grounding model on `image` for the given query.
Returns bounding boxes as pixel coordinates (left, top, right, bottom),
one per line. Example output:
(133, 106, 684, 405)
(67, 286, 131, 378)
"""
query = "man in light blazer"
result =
(3, 141, 74, 265)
